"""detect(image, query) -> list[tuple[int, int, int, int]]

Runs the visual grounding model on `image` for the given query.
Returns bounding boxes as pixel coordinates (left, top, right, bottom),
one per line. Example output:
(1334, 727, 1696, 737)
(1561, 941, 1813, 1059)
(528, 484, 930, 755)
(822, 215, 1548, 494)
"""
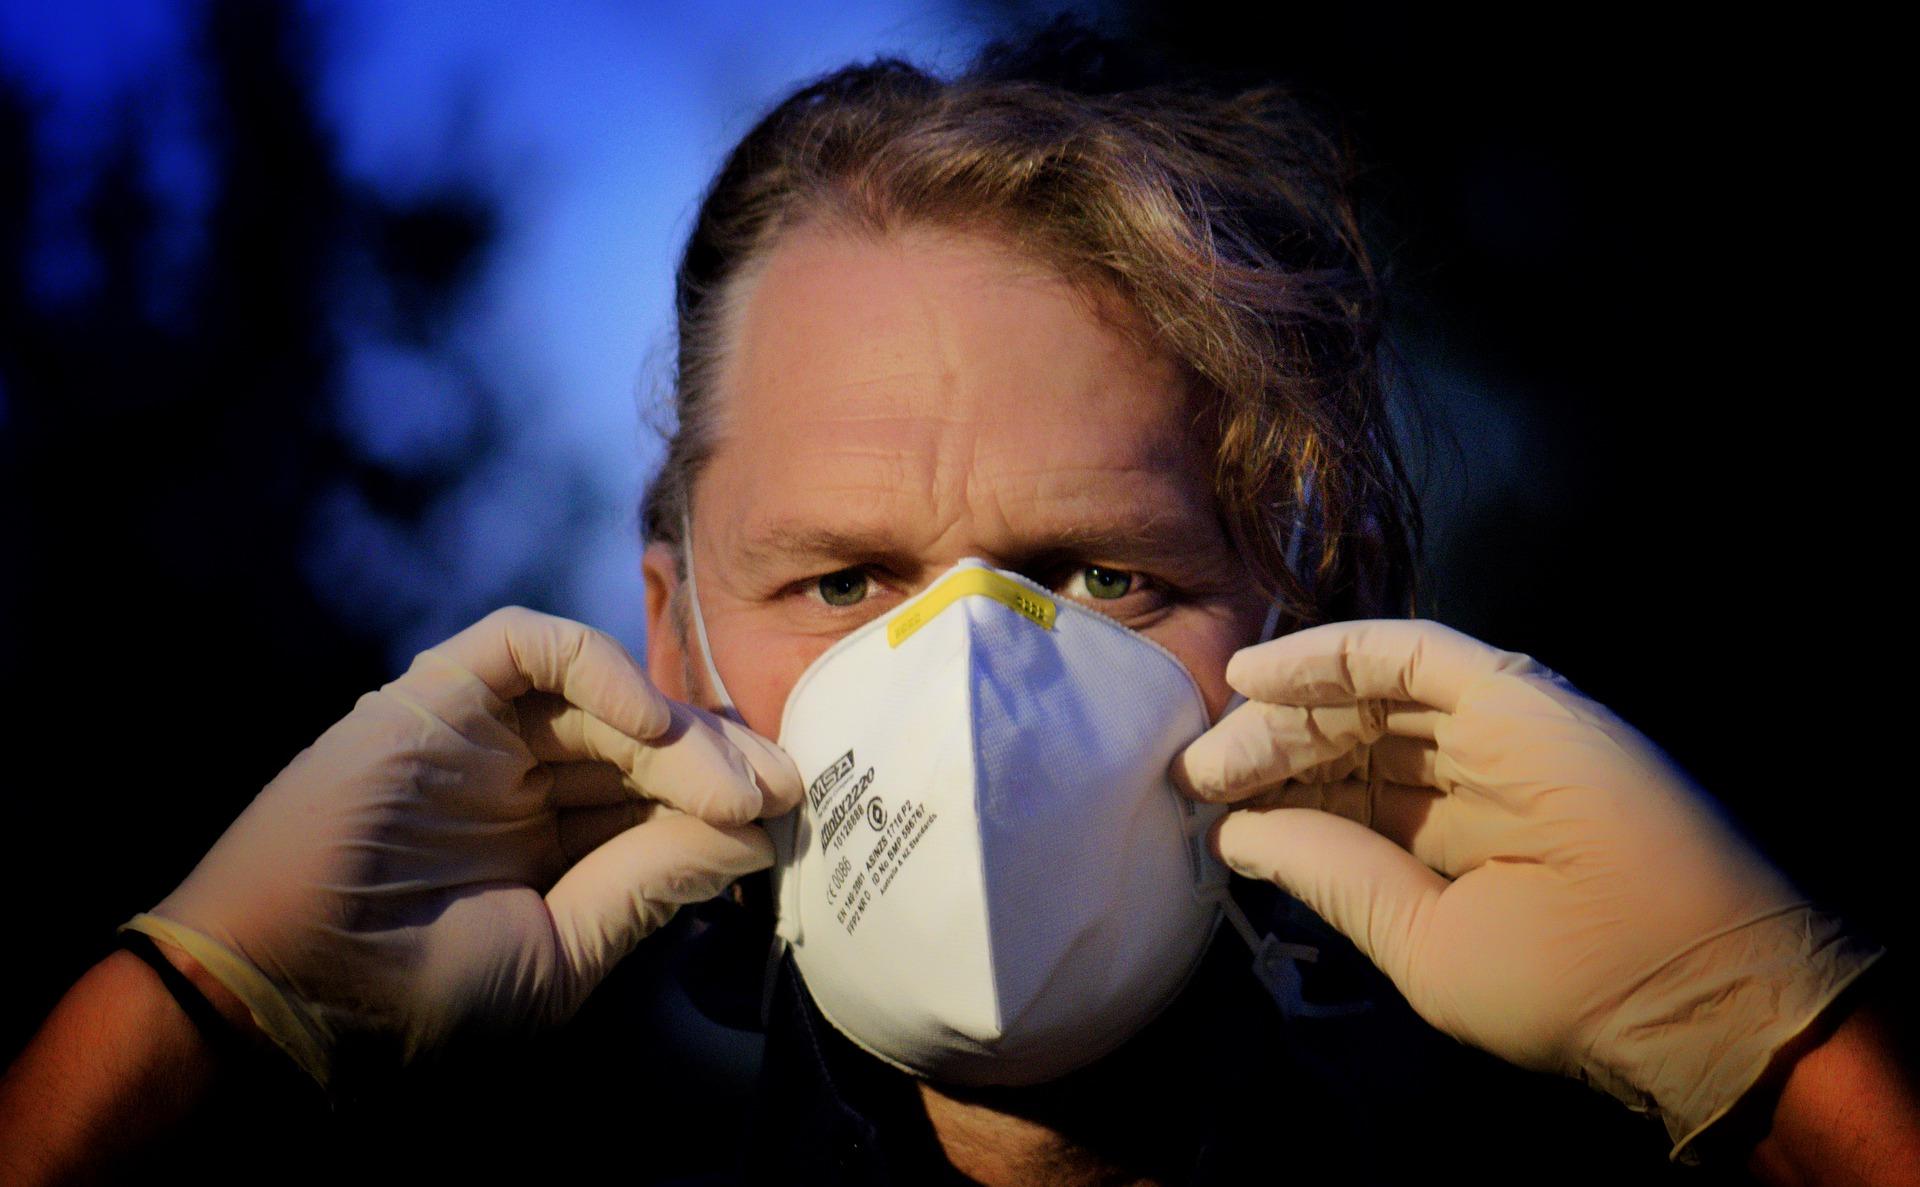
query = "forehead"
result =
(697, 222, 1215, 557)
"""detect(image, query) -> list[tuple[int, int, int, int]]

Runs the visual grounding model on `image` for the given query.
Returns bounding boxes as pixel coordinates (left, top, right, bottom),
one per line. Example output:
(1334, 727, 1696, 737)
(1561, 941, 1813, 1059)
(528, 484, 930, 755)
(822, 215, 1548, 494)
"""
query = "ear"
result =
(641, 541, 691, 702)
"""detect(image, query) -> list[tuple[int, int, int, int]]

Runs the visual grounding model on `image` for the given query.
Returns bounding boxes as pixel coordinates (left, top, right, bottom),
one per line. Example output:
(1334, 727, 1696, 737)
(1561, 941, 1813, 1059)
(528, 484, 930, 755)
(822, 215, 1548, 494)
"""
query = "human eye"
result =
(1052, 560, 1167, 610)
(1063, 564, 1139, 602)
(1048, 562, 1180, 626)
(810, 567, 871, 607)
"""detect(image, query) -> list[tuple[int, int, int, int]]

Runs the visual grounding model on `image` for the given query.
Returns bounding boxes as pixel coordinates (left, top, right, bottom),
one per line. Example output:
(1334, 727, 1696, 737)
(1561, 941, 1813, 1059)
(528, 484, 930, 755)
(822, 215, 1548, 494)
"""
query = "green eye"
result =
(817, 568, 869, 607)
(1081, 566, 1133, 600)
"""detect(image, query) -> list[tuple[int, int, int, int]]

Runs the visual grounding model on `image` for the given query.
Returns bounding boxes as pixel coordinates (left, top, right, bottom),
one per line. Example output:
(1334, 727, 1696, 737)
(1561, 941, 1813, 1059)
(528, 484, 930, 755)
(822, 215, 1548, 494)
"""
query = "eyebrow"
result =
(736, 523, 907, 574)
(734, 505, 1232, 581)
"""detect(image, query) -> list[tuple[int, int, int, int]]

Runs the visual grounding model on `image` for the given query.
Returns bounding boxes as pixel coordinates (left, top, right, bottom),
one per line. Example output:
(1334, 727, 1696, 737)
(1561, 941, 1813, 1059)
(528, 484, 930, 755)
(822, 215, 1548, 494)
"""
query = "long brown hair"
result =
(642, 22, 1420, 624)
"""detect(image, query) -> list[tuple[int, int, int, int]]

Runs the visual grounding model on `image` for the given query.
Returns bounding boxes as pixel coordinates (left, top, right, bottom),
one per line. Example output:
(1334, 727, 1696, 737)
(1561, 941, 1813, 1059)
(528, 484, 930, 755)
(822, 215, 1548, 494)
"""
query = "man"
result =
(2, 28, 1914, 1187)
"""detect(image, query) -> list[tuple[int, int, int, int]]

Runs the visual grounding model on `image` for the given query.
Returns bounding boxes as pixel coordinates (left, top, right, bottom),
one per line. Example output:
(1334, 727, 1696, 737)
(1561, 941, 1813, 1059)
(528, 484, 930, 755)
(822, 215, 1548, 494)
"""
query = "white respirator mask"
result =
(683, 536, 1299, 1085)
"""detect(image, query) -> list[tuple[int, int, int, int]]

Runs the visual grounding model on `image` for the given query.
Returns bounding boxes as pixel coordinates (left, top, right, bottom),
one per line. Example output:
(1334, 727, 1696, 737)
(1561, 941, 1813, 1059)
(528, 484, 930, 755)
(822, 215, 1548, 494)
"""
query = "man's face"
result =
(643, 221, 1270, 735)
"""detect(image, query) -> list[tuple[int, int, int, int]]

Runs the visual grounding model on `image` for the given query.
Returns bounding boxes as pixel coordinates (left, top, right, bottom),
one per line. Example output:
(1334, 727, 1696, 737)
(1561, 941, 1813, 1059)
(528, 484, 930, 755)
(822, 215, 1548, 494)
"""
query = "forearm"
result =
(1747, 995, 1920, 1187)
(0, 950, 223, 1185)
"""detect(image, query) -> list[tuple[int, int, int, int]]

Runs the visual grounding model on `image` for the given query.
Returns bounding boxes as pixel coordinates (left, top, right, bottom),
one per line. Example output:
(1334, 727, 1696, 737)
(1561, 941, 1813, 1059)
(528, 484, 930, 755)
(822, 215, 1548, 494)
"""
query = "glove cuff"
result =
(1579, 904, 1884, 1163)
(120, 913, 334, 1091)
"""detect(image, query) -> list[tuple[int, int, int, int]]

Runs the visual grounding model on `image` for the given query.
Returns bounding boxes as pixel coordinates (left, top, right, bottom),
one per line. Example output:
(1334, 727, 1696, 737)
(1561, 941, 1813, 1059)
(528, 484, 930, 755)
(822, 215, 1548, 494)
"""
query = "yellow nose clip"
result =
(887, 567, 1057, 648)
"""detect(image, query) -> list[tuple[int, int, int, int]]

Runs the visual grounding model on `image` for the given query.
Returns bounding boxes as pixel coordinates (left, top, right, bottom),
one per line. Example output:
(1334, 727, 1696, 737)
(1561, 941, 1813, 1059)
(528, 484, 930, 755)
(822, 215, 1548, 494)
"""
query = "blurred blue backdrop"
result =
(2, 0, 1018, 664)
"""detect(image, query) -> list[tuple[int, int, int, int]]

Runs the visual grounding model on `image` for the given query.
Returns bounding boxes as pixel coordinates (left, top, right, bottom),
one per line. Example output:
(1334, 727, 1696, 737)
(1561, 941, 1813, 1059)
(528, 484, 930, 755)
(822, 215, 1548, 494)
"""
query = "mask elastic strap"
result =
(1282, 466, 1316, 602)
(1217, 892, 1365, 1020)
(1257, 600, 1284, 646)
(1253, 472, 1308, 648)
(680, 509, 800, 1022)
(1215, 509, 1367, 1021)
(679, 509, 738, 716)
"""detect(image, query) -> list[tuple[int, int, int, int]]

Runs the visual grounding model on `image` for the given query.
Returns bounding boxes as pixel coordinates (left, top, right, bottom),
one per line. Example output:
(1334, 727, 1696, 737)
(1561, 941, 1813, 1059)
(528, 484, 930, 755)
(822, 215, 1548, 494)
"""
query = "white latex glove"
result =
(1174, 619, 1881, 1157)
(124, 606, 801, 1090)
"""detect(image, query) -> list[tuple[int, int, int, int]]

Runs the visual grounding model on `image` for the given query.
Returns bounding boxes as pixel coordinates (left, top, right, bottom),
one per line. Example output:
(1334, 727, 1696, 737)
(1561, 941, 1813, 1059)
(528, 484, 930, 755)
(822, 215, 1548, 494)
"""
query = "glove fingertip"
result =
(701, 748, 767, 827)
(1177, 718, 1273, 804)
(1225, 626, 1331, 697)
(705, 820, 778, 875)
(1211, 810, 1273, 881)
(714, 719, 804, 816)
(633, 681, 676, 741)
(744, 735, 804, 816)
(1222, 647, 1264, 697)
(704, 779, 765, 829)
(759, 753, 805, 816)
(1168, 745, 1224, 802)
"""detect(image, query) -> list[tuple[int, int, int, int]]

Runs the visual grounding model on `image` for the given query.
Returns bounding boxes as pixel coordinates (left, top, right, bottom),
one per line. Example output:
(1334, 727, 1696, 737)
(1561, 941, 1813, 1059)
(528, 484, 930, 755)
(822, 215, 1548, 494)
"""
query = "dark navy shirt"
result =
(732, 887, 1694, 1186)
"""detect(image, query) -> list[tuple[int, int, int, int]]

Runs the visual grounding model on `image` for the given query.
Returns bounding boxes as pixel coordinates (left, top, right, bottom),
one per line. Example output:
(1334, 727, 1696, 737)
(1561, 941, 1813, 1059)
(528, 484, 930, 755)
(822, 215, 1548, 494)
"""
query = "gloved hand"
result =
(1174, 619, 1881, 1156)
(124, 606, 801, 1091)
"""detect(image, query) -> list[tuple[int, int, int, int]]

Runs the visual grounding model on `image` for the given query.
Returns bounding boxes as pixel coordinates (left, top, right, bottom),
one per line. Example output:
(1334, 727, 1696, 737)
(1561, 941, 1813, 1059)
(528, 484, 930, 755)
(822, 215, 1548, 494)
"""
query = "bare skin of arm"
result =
(1746, 998, 1920, 1187)
(0, 944, 257, 1186)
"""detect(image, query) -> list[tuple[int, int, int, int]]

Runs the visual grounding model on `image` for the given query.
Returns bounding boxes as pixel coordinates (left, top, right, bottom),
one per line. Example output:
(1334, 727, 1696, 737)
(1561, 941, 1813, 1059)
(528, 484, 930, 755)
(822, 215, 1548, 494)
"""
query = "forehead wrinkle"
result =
(895, 251, 984, 541)
(703, 222, 1224, 578)
(1018, 490, 1216, 555)
(983, 442, 1235, 576)
(948, 461, 1217, 565)
(995, 452, 1215, 519)
(806, 413, 976, 538)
